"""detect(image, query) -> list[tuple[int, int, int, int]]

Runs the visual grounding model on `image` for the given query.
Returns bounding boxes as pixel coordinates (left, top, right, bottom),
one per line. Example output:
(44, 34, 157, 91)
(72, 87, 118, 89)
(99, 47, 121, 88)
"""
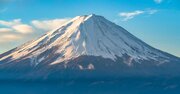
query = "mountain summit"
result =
(0, 14, 179, 79)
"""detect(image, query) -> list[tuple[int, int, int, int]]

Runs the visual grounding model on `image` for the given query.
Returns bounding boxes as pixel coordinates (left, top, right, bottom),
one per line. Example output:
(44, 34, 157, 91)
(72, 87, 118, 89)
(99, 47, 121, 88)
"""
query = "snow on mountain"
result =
(0, 14, 179, 67)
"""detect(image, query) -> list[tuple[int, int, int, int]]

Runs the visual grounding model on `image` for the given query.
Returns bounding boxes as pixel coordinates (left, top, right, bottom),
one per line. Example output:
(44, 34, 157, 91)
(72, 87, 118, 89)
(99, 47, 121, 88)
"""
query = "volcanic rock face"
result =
(0, 14, 179, 80)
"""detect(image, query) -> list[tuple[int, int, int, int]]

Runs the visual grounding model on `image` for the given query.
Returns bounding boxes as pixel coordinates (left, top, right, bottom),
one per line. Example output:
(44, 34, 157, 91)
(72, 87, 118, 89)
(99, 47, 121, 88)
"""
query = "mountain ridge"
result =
(0, 14, 179, 80)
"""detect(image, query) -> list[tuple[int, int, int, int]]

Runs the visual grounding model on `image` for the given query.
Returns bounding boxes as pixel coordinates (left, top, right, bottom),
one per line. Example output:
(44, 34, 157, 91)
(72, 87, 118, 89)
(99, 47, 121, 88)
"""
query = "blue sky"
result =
(0, 0, 180, 57)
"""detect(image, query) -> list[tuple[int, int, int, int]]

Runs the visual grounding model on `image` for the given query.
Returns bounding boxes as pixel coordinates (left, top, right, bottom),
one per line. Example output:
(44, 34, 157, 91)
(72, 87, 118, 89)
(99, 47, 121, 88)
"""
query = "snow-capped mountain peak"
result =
(0, 14, 177, 66)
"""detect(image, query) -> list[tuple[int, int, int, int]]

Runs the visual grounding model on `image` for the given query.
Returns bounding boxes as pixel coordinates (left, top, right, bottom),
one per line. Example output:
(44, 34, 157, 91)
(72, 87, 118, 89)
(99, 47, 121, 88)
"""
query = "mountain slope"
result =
(0, 14, 179, 80)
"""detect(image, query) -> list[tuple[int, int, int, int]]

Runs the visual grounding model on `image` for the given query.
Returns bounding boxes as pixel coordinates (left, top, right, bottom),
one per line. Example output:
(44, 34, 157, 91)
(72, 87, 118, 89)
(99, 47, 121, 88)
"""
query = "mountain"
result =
(0, 14, 179, 80)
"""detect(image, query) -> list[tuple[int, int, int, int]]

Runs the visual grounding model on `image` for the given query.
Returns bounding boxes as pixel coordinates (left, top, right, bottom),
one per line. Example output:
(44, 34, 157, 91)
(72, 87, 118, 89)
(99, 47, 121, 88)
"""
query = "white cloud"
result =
(119, 10, 144, 21)
(0, 19, 21, 27)
(0, 28, 13, 33)
(119, 9, 158, 21)
(0, 18, 70, 34)
(0, 18, 70, 45)
(31, 18, 70, 31)
(12, 24, 34, 34)
(0, 19, 35, 34)
(0, 34, 22, 43)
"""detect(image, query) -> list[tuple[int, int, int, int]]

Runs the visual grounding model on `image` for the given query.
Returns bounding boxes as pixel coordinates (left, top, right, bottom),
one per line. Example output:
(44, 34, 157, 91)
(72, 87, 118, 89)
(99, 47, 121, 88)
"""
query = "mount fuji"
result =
(0, 14, 179, 80)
